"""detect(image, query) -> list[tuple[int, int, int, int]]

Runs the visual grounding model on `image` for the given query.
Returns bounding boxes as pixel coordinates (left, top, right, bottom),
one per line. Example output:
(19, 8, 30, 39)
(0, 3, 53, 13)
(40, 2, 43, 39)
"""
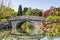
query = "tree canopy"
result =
(0, 5, 17, 22)
(22, 7, 43, 16)
(17, 5, 22, 16)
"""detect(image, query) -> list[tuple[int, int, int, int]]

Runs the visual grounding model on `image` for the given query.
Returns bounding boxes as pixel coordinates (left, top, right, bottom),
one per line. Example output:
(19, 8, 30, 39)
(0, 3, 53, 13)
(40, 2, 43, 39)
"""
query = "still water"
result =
(41, 37, 60, 40)
(0, 36, 60, 40)
(0, 29, 60, 40)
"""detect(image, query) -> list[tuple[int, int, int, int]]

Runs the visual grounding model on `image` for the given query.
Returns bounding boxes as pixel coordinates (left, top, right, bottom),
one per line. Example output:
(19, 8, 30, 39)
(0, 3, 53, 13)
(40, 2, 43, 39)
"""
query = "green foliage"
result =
(17, 22, 34, 34)
(46, 9, 60, 37)
(23, 7, 28, 15)
(46, 16, 60, 23)
(23, 7, 43, 16)
(0, 5, 17, 21)
(25, 7, 32, 15)
(47, 23, 60, 37)
(16, 5, 43, 16)
(46, 13, 60, 36)
(0, 18, 7, 22)
(17, 5, 22, 16)
(32, 9, 42, 16)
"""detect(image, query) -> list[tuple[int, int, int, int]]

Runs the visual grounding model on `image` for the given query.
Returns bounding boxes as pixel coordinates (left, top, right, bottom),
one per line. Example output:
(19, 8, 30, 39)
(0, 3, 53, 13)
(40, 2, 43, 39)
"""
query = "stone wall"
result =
(0, 22, 10, 29)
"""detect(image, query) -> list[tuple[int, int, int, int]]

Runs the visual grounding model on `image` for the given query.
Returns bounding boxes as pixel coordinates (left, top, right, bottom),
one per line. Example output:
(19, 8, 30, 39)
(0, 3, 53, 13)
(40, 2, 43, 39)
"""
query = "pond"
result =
(0, 29, 60, 40)
(41, 37, 60, 40)
(0, 22, 60, 40)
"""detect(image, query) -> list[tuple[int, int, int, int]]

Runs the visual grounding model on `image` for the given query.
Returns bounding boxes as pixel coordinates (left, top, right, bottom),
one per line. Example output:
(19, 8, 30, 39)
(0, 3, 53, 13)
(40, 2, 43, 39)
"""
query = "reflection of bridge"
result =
(8, 16, 45, 34)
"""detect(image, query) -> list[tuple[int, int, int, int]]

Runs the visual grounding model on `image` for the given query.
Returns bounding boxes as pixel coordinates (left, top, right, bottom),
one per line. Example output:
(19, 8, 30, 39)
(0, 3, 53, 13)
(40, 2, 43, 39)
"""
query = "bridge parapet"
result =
(9, 16, 45, 21)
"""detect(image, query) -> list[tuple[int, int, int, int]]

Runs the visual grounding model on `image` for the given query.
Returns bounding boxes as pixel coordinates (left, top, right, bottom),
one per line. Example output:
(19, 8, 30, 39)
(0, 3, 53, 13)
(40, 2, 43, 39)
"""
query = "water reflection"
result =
(0, 29, 60, 40)
(41, 37, 47, 40)
(0, 33, 60, 40)
(54, 38, 60, 40)
(41, 37, 60, 40)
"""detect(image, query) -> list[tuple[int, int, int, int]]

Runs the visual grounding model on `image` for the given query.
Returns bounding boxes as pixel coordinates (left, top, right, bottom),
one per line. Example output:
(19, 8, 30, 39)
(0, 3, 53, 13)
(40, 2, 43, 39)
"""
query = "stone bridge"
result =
(8, 16, 45, 35)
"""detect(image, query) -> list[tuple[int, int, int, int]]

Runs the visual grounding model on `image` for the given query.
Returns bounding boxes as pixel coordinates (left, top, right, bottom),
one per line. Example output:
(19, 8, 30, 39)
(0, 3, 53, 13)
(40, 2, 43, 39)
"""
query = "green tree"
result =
(32, 9, 42, 16)
(17, 5, 22, 16)
(23, 7, 28, 15)
(0, 5, 17, 21)
(25, 7, 32, 15)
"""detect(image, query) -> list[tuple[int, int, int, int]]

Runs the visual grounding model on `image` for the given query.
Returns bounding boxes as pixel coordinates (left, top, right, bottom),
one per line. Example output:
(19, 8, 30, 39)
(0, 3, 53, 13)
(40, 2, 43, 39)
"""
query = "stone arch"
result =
(11, 20, 43, 35)
(16, 21, 35, 33)
(16, 21, 34, 28)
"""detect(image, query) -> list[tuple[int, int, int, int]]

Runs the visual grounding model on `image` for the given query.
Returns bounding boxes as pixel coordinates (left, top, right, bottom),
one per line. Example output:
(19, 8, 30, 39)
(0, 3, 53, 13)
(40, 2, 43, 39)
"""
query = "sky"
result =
(0, 0, 60, 12)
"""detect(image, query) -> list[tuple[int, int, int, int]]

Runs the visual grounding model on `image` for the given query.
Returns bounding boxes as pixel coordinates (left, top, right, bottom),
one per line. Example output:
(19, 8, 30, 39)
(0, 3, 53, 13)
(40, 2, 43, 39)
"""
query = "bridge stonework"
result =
(8, 16, 45, 35)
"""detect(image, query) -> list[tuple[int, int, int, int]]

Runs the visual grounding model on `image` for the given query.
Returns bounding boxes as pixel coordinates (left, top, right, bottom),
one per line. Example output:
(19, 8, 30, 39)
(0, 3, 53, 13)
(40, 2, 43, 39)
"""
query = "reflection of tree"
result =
(18, 22, 34, 33)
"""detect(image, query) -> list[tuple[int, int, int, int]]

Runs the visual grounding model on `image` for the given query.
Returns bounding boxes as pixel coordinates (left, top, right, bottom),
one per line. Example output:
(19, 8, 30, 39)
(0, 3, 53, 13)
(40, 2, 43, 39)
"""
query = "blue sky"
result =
(9, 0, 60, 11)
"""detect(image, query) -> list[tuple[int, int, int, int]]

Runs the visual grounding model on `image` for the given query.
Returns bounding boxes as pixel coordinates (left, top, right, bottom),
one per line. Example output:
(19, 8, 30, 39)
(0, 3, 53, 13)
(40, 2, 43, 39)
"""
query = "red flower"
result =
(42, 10, 50, 17)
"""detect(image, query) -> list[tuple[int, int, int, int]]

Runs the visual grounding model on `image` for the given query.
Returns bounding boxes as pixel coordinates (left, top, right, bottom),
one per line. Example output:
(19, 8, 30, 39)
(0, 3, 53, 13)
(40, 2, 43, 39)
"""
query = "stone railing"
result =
(8, 16, 45, 21)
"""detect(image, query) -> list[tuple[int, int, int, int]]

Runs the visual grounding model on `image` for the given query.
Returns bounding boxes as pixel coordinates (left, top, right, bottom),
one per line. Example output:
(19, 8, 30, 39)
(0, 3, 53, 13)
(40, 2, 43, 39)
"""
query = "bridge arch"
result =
(16, 21, 34, 28)
(9, 16, 46, 35)
(16, 21, 34, 33)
